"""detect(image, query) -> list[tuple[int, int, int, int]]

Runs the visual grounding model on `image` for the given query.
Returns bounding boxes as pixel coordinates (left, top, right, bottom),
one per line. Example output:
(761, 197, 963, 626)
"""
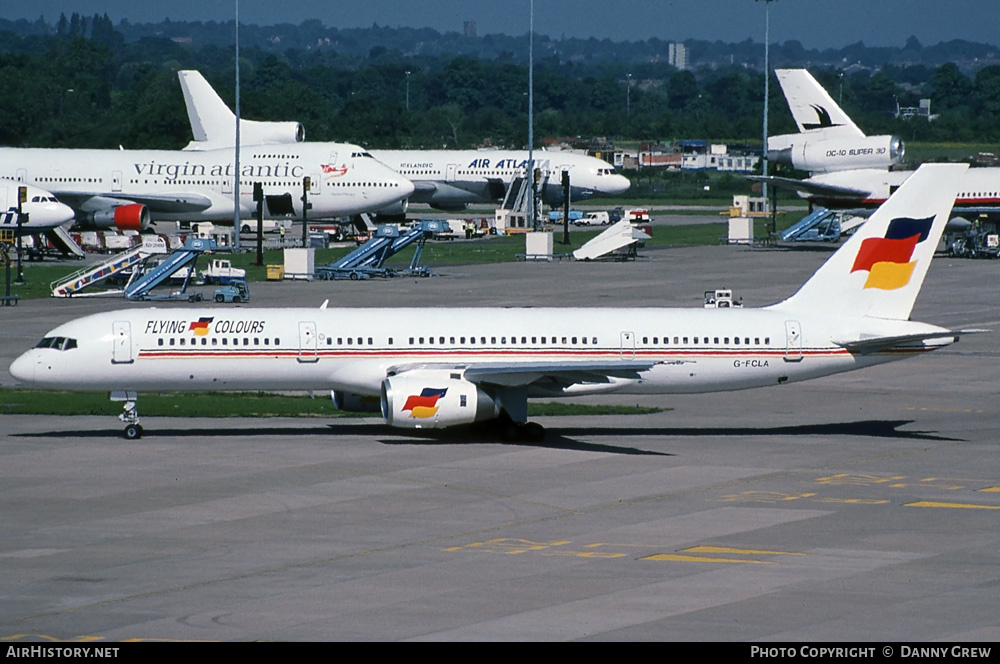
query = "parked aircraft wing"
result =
(59, 192, 215, 214)
(748, 175, 871, 199)
(391, 360, 657, 389)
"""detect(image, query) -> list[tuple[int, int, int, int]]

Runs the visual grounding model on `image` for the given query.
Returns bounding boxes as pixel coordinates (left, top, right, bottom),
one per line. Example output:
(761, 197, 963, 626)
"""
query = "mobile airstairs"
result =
(315, 221, 445, 280)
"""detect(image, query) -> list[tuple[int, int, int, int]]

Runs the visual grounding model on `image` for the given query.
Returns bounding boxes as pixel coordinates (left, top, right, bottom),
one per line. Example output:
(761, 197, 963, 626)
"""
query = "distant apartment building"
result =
(668, 42, 688, 70)
(679, 141, 760, 173)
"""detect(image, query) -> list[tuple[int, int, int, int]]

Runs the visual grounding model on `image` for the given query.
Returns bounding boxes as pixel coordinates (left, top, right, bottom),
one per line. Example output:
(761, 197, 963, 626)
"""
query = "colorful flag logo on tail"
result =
(402, 388, 448, 419)
(188, 317, 214, 336)
(851, 216, 934, 290)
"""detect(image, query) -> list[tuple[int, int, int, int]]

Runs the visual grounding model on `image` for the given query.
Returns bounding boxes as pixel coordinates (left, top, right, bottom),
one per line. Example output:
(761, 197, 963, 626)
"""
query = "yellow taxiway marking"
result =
(642, 553, 773, 564)
(906, 501, 1000, 510)
(684, 546, 806, 557)
(815, 473, 904, 485)
(980, 487, 1000, 493)
(817, 498, 890, 504)
(721, 491, 816, 503)
(443, 538, 571, 554)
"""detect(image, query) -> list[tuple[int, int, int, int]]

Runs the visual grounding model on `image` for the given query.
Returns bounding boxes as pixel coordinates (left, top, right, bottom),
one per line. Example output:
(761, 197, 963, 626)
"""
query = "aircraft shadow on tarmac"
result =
(12, 419, 960, 451)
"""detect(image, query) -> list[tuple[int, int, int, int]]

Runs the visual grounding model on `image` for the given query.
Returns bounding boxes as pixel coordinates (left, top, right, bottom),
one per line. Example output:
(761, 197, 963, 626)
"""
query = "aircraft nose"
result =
(9, 352, 35, 384)
(52, 202, 76, 225)
(610, 173, 631, 195)
(396, 172, 415, 199)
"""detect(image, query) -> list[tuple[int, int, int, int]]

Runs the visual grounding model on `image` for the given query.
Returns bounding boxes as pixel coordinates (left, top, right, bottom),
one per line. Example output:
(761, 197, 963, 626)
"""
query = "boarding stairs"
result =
(124, 237, 216, 300)
(780, 207, 841, 242)
(43, 225, 86, 258)
(572, 219, 651, 261)
(51, 236, 169, 297)
(315, 221, 444, 279)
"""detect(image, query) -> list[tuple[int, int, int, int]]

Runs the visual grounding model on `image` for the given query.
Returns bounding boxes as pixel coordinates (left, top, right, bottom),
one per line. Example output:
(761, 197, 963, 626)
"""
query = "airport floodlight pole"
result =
(527, 0, 536, 230)
(15, 186, 25, 284)
(626, 73, 632, 116)
(405, 71, 411, 111)
(757, 0, 775, 202)
(233, 0, 241, 249)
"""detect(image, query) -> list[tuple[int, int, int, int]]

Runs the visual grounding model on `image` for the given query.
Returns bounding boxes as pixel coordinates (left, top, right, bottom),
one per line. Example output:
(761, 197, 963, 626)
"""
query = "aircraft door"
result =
(15, 168, 26, 183)
(620, 331, 635, 359)
(298, 321, 318, 363)
(112, 171, 122, 193)
(112, 321, 134, 364)
(446, 164, 458, 182)
(784, 320, 803, 362)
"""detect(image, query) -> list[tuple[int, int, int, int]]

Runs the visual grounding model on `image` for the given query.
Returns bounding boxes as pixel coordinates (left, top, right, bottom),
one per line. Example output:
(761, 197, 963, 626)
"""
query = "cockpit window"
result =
(35, 337, 77, 351)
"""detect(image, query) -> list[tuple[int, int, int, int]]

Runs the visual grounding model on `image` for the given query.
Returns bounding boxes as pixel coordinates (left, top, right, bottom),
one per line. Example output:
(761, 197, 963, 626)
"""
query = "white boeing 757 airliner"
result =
(10, 164, 973, 440)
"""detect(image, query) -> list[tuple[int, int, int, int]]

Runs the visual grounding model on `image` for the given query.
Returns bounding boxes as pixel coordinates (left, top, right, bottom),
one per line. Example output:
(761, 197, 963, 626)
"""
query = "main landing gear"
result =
(111, 390, 143, 439)
(495, 412, 546, 442)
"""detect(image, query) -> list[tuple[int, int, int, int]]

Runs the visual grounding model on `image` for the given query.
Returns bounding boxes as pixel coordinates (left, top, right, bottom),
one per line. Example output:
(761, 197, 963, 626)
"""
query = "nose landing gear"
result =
(111, 390, 143, 439)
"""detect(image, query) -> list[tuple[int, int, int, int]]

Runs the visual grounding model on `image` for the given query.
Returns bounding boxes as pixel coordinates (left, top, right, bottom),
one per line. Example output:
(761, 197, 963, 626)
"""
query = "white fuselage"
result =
(805, 167, 1000, 210)
(360, 149, 628, 209)
(9, 305, 946, 398)
(0, 143, 414, 223)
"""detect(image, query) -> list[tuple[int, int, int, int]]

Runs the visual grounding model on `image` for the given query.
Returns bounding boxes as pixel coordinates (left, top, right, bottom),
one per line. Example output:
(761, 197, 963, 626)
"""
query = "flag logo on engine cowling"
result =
(402, 388, 448, 419)
(188, 317, 214, 336)
(851, 216, 934, 290)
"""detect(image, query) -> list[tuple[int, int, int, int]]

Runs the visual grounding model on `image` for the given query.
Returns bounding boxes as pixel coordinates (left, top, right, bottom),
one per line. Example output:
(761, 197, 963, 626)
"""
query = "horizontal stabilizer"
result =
(833, 329, 987, 355)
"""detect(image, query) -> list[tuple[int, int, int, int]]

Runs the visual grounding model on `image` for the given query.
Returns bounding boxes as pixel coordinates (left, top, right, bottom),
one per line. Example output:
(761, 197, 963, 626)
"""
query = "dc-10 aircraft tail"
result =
(766, 69, 904, 174)
(10, 164, 972, 440)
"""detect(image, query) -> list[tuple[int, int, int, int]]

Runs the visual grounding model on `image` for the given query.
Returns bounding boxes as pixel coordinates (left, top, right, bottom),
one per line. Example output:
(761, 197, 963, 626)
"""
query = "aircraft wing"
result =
(391, 360, 658, 390)
(57, 192, 215, 214)
(747, 175, 872, 199)
(833, 330, 987, 355)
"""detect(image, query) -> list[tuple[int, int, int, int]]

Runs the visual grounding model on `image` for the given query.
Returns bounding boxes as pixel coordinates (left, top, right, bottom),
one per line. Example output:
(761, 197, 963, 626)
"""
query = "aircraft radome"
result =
(10, 164, 977, 441)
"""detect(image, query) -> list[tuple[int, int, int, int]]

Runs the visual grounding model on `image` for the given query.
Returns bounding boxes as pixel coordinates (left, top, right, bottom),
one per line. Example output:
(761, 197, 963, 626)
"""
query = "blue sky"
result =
(2, 1, 996, 50)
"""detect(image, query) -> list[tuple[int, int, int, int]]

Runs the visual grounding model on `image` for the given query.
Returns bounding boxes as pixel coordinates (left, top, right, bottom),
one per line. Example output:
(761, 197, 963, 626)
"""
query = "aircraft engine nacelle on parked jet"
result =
(85, 203, 151, 232)
(380, 372, 501, 429)
(768, 135, 904, 174)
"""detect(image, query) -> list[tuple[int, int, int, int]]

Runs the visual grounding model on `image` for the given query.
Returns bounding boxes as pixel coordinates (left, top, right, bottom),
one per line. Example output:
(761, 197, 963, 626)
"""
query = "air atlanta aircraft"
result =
(10, 164, 972, 441)
(177, 70, 630, 211)
(766, 68, 905, 174)
(0, 141, 414, 232)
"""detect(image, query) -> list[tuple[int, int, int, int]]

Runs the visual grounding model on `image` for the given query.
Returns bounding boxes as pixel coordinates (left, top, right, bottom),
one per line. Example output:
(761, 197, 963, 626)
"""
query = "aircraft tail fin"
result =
(776, 69, 864, 139)
(770, 163, 967, 321)
(178, 71, 235, 145)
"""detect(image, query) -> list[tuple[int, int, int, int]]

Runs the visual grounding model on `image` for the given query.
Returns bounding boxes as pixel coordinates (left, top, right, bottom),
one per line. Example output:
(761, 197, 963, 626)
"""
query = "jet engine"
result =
(241, 120, 305, 145)
(86, 204, 151, 231)
(331, 390, 381, 413)
(373, 199, 409, 218)
(768, 135, 904, 174)
(381, 371, 500, 429)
